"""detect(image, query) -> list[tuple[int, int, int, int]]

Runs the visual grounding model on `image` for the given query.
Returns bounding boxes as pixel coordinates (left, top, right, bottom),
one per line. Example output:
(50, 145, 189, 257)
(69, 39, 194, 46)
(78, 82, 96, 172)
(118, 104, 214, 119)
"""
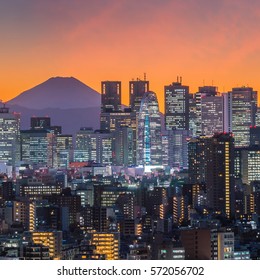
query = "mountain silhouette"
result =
(7, 77, 101, 134)
(8, 76, 101, 109)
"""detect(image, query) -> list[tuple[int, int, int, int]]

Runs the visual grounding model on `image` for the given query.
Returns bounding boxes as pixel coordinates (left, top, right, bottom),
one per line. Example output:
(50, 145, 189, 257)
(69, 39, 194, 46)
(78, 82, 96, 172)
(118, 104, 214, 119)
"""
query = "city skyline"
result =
(1, 0, 260, 261)
(1, 0, 260, 112)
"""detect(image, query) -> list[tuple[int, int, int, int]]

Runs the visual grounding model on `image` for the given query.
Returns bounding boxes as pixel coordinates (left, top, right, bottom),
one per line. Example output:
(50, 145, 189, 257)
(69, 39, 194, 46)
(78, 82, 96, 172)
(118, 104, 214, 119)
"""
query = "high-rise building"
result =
(195, 86, 223, 136)
(56, 134, 73, 168)
(101, 81, 121, 112)
(129, 79, 149, 114)
(137, 91, 162, 166)
(100, 110, 137, 165)
(256, 107, 260, 126)
(164, 78, 189, 131)
(20, 129, 57, 168)
(188, 133, 235, 219)
(75, 129, 114, 165)
(114, 126, 134, 166)
(0, 104, 20, 167)
(236, 146, 260, 185)
(24, 231, 63, 260)
(189, 94, 197, 137)
(91, 130, 114, 165)
(13, 199, 36, 231)
(225, 87, 257, 147)
(172, 195, 189, 225)
(162, 130, 190, 169)
(31, 116, 62, 135)
(74, 127, 94, 162)
(88, 232, 119, 260)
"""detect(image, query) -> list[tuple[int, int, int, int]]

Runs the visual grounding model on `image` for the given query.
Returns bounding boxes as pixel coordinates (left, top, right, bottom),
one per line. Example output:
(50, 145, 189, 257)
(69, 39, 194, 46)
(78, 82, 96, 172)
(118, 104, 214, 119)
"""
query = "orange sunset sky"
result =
(1, 0, 260, 112)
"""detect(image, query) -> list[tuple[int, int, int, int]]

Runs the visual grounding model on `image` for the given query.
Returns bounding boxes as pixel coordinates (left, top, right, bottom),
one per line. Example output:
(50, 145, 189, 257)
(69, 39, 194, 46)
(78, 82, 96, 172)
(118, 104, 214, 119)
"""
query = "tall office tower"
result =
(162, 130, 190, 169)
(225, 87, 257, 147)
(20, 129, 57, 167)
(207, 133, 235, 219)
(195, 86, 223, 137)
(188, 137, 210, 184)
(161, 135, 169, 166)
(137, 91, 162, 166)
(0, 104, 20, 167)
(170, 130, 190, 169)
(74, 127, 94, 162)
(129, 79, 149, 113)
(75, 129, 114, 165)
(56, 134, 73, 168)
(100, 110, 137, 165)
(100, 109, 134, 131)
(188, 133, 235, 219)
(114, 126, 133, 166)
(90, 130, 114, 165)
(101, 81, 121, 112)
(223, 92, 232, 133)
(189, 94, 197, 137)
(164, 77, 189, 131)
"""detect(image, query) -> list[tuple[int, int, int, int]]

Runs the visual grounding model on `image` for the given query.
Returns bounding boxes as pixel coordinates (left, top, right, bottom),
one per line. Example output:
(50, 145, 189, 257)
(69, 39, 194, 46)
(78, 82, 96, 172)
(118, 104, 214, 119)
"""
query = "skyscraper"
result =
(225, 87, 257, 147)
(101, 81, 121, 112)
(162, 130, 190, 169)
(20, 129, 57, 168)
(164, 78, 190, 168)
(188, 133, 235, 219)
(189, 94, 197, 137)
(74, 127, 94, 162)
(56, 134, 73, 168)
(114, 126, 134, 166)
(0, 104, 20, 167)
(129, 79, 149, 114)
(137, 91, 162, 166)
(164, 77, 189, 131)
(195, 86, 223, 137)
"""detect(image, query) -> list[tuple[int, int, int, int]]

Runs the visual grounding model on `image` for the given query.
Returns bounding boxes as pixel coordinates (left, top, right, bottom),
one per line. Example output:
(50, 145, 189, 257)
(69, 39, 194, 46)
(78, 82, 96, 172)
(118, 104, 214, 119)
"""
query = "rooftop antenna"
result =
(180, 76, 182, 83)
(144, 73, 146, 81)
(177, 76, 179, 83)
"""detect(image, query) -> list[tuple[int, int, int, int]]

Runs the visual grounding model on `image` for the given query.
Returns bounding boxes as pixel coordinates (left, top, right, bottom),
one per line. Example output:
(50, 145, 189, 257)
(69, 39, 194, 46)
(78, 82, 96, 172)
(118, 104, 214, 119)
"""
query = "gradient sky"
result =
(1, 0, 260, 112)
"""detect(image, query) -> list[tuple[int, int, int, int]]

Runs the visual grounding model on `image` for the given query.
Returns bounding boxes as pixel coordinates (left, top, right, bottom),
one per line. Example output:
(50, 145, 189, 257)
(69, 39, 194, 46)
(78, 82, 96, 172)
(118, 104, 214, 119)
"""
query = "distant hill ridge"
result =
(6, 77, 101, 134)
(7, 76, 101, 109)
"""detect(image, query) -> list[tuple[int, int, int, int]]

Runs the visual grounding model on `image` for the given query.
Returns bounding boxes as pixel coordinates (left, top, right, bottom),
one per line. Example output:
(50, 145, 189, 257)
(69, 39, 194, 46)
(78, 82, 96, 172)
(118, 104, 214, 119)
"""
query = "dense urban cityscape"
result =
(0, 77, 260, 260)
